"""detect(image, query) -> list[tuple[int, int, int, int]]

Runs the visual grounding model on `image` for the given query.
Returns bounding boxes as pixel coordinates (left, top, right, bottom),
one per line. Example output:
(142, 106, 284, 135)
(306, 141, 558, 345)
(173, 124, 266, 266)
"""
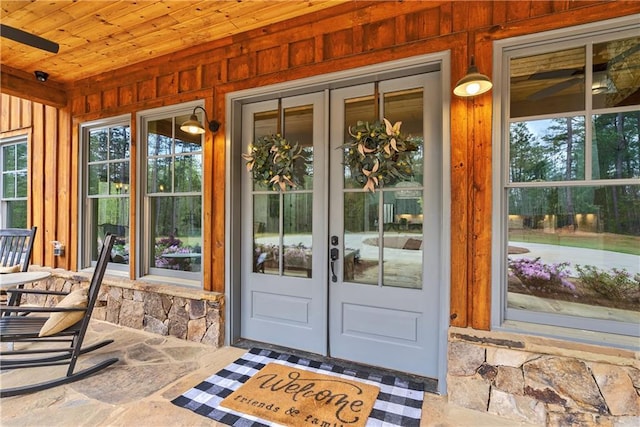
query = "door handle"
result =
(330, 248, 339, 282)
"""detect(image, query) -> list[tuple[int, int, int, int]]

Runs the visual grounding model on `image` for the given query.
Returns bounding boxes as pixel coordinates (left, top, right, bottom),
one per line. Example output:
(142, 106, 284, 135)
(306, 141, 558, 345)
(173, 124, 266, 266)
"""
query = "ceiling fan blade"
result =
(528, 77, 583, 101)
(0, 24, 59, 54)
(528, 67, 583, 81)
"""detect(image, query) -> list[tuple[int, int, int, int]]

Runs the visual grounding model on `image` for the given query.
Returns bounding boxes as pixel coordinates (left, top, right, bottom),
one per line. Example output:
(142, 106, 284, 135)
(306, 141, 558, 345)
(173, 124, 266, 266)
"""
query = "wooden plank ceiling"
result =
(0, 0, 348, 93)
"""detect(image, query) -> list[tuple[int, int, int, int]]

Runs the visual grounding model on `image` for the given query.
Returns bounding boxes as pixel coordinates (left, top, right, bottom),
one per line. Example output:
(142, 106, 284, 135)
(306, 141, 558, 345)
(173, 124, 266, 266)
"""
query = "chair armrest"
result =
(0, 305, 87, 314)
(5, 288, 69, 296)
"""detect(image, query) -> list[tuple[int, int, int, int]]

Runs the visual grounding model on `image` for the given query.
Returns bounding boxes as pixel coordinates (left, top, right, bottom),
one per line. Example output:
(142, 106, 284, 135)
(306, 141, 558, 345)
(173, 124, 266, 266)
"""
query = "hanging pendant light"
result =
(180, 106, 221, 134)
(454, 56, 493, 97)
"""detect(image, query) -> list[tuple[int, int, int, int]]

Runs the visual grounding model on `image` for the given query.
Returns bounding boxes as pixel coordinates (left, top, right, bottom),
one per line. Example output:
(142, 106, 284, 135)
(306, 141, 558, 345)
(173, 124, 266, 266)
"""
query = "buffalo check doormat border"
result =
(171, 347, 424, 426)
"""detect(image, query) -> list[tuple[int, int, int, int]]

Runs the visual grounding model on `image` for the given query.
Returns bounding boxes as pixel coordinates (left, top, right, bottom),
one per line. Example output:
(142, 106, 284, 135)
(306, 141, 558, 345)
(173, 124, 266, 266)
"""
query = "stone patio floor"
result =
(1, 320, 538, 427)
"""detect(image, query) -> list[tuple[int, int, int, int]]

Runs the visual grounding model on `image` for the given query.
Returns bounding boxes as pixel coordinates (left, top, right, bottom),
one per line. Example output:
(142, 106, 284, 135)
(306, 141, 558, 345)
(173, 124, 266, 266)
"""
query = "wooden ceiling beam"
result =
(0, 65, 67, 108)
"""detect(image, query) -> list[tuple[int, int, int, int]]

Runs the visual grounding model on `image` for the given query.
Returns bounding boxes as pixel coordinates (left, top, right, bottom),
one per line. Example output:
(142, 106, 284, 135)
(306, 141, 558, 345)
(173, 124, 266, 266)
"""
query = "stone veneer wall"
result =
(19, 269, 224, 347)
(448, 327, 640, 426)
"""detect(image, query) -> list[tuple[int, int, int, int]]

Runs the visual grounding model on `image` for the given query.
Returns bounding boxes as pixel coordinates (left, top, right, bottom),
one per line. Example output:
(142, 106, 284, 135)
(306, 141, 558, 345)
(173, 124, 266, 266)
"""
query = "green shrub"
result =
(575, 265, 640, 301)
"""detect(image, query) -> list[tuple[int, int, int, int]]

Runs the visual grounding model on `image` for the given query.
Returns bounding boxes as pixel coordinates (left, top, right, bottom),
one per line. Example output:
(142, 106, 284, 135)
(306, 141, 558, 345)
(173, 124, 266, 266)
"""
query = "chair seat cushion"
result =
(0, 265, 20, 274)
(38, 289, 88, 337)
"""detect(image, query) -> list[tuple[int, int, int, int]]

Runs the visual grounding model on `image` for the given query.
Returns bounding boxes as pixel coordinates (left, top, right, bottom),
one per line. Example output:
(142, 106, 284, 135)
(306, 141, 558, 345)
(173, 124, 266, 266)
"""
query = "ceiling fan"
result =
(526, 43, 640, 101)
(0, 24, 59, 54)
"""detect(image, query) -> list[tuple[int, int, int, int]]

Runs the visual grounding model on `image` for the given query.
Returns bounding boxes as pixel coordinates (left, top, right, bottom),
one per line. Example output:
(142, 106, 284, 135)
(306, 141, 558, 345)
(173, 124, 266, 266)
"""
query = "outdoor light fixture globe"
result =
(180, 106, 220, 134)
(453, 56, 493, 97)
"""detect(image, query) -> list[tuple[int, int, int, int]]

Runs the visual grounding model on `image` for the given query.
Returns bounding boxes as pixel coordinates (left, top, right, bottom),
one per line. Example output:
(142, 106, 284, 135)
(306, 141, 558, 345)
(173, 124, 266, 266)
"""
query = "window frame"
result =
(79, 115, 131, 273)
(0, 136, 29, 229)
(491, 16, 640, 343)
(137, 101, 204, 285)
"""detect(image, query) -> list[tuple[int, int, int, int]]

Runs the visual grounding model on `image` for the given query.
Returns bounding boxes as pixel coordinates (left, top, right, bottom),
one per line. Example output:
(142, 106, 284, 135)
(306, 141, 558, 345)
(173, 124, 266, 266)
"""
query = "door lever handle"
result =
(330, 248, 339, 282)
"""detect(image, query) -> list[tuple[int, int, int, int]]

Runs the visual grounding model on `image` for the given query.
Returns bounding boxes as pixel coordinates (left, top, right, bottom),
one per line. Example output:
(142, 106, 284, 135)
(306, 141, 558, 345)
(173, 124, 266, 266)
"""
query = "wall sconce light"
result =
(34, 70, 49, 82)
(180, 106, 220, 134)
(453, 56, 493, 97)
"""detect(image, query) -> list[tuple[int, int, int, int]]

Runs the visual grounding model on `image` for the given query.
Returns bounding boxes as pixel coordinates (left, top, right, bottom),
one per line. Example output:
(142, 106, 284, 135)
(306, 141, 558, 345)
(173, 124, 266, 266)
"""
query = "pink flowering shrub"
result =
(508, 257, 575, 292)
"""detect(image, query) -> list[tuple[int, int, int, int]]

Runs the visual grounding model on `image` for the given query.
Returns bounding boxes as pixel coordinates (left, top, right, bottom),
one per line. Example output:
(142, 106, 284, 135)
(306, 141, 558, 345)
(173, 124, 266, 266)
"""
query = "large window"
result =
(81, 104, 204, 284)
(82, 120, 131, 270)
(141, 104, 203, 281)
(494, 20, 639, 339)
(1, 138, 28, 228)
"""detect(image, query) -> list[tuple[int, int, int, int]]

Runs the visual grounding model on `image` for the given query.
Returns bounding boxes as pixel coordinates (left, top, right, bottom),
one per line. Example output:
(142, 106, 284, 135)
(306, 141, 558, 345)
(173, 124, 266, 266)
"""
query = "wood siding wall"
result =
(2, 1, 638, 330)
(0, 95, 73, 270)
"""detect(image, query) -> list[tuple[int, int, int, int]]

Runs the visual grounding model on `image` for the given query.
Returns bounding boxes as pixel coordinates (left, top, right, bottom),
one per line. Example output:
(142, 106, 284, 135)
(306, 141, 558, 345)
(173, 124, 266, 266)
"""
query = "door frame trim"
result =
(225, 51, 452, 394)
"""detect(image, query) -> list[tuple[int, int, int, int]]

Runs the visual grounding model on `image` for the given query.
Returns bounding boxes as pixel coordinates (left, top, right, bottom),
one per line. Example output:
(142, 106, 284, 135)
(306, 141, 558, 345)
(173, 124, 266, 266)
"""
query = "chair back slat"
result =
(0, 228, 37, 272)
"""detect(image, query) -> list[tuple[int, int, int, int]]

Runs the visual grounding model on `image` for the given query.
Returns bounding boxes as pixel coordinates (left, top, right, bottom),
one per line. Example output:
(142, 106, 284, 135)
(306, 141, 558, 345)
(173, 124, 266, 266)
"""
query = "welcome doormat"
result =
(171, 348, 424, 426)
(220, 363, 379, 427)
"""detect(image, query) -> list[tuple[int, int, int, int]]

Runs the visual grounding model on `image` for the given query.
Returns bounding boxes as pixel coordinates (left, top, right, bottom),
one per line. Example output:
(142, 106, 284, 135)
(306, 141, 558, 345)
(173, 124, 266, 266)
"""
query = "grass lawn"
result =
(509, 229, 640, 256)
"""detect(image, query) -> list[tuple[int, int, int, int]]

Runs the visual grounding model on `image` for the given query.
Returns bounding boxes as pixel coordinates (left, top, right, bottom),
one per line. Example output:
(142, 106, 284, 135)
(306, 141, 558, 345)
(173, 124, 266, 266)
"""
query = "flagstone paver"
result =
(1, 320, 537, 427)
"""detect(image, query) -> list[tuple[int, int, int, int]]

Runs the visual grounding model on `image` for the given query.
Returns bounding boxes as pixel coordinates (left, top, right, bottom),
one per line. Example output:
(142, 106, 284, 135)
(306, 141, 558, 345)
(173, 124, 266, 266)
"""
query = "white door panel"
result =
(240, 93, 327, 354)
(329, 72, 442, 377)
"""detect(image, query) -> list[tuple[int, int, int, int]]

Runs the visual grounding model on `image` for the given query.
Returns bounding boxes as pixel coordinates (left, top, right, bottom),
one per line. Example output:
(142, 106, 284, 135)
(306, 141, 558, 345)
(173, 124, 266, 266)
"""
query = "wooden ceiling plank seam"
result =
(0, 1, 33, 18)
(2, 0, 354, 83)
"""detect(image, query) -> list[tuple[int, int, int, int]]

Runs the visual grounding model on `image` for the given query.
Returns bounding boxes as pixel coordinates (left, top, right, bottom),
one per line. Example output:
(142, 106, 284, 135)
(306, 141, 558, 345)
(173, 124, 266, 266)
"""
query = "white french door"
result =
(239, 70, 443, 378)
(328, 73, 442, 377)
(240, 93, 328, 354)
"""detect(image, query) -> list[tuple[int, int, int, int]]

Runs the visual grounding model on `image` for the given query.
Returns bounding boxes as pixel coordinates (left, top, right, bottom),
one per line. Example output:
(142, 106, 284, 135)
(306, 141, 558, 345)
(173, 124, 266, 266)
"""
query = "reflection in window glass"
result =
(253, 193, 280, 275)
(507, 185, 640, 322)
(509, 117, 585, 183)
(150, 196, 202, 272)
(1, 141, 28, 228)
(382, 190, 423, 289)
(504, 34, 640, 336)
(284, 105, 314, 191)
(592, 111, 640, 180)
(283, 193, 312, 278)
(86, 124, 130, 266)
(344, 96, 376, 189)
(592, 36, 640, 109)
(510, 47, 585, 118)
(146, 112, 202, 276)
(252, 110, 278, 192)
(344, 191, 379, 285)
(341, 86, 425, 288)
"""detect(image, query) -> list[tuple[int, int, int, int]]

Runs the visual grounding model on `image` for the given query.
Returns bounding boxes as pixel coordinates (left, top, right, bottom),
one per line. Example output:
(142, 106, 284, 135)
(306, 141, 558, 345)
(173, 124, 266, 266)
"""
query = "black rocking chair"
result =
(0, 227, 37, 310)
(0, 234, 118, 397)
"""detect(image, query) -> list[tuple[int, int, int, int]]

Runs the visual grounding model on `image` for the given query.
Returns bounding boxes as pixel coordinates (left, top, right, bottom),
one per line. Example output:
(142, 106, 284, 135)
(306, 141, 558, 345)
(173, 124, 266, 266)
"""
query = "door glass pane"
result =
(510, 47, 585, 118)
(284, 193, 312, 278)
(253, 193, 280, 275)
(592, 36, 640, 109)
(381, 86, 424, 289)
(507, 185, 640, 322)
(252, 110, 278, 191)
(284, 105, 314, 190)
(382, 191, 423, 289)
(383, 88, 425, 187)
(343, 96, 376, 189)
(344, 191, 379, 285)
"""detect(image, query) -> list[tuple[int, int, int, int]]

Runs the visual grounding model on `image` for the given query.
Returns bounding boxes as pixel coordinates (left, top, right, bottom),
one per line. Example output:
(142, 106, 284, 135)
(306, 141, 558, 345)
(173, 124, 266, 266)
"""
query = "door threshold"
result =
(232, 338, 438, 394)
